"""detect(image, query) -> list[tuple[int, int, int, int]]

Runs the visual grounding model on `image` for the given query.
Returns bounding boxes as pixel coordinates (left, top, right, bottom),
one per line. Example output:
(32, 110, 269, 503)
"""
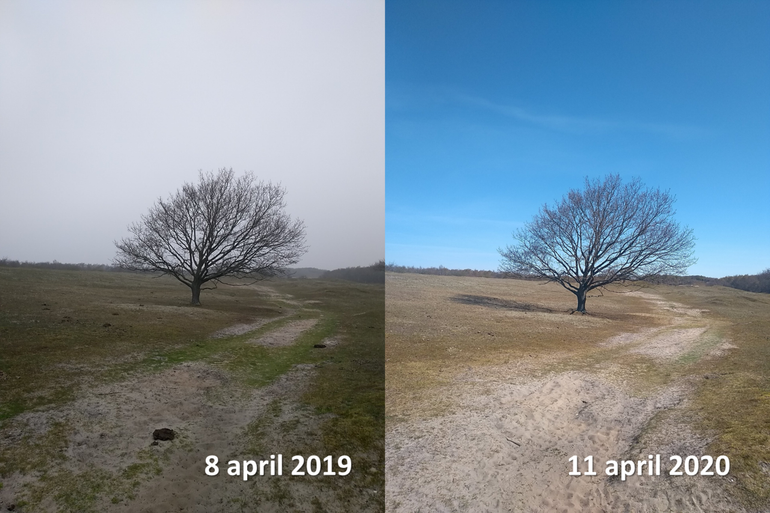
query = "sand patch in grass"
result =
(247, 318, 319, 348)
(209, 315, 290, 339)
(0, 360, 337, 512)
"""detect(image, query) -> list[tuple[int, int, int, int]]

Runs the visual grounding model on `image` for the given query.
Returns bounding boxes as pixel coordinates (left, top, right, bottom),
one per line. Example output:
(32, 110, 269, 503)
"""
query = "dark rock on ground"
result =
(153, 428, 176, 441)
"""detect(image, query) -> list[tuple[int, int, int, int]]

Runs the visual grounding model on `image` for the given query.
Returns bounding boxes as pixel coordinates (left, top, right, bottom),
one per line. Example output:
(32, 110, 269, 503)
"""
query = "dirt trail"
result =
(386, 292, 742, 512)
(105, 363, 323, 513)
(247, 318, 319, 347)
(0, 308, 339, 512)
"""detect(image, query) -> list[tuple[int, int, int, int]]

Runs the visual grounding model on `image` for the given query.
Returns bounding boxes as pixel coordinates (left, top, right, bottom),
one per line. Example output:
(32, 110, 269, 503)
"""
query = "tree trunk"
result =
(576, 288, 587, 312)
(191, 281, 202, 306)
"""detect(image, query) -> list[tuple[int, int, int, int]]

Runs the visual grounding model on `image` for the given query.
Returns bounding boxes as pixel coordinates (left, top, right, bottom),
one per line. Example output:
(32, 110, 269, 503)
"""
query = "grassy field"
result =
(0, 266, 384, 512)
(386, 272, 770, 510)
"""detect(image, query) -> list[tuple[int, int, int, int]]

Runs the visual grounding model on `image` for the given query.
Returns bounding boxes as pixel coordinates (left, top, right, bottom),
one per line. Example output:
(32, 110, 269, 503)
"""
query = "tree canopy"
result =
(499, 175, 696, 312)
(114, 168, 306, 304)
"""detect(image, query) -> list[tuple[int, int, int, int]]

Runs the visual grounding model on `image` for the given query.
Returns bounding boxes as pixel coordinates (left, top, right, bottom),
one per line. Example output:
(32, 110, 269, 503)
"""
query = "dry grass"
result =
(386, 273, 663, 419)
(659, 285, 770, 508)
(386, 272, 770, 509)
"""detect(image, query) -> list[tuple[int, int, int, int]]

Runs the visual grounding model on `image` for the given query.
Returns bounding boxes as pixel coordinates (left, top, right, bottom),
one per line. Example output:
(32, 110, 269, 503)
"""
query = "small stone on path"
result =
(153, 428, 176, 441)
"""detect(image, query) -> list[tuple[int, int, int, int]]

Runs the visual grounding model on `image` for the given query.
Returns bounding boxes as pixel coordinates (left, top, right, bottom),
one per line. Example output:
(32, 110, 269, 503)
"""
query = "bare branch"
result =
(114, 168, 307, 305)
(498, 174, 696, 312)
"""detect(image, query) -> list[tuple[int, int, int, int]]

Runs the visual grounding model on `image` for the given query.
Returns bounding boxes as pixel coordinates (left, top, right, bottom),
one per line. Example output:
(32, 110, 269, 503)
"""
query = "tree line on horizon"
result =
(0, 258, 386, 284)
(652, 269, 770, 294)
(385, 261, 770, 295)
(320, 261, 385, 284)
(1, 258, 767, 294)
(0, 259, 120, 272)
(385, 263, 518, 280)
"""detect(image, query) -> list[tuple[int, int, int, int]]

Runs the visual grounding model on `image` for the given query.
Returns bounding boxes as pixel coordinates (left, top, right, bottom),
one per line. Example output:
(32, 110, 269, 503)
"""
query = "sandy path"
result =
(248, 318, 319, 347)
(113, 363, 325, 513)
(0, 311, 345, 512)
(0, 361, 325, 512)
(386, 293, 742, 512)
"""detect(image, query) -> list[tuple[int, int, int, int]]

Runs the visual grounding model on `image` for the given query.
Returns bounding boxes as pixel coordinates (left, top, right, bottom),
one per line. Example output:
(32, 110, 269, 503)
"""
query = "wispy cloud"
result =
(454, 93, 709, 139)
(389, 83, 709, 140)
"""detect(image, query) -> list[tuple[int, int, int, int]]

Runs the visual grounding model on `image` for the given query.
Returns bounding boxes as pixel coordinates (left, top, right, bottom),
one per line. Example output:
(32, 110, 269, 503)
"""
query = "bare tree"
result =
(115, 168, 307, 305)
(499, 175, 696, 313)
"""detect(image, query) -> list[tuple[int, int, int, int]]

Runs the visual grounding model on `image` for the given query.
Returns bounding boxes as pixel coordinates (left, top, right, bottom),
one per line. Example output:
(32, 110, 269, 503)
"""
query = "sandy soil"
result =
(208, 303, 295, 339)
(247, 318, 319, 347)
(106, 363, 327, 513)
(0, 360, 332, 512)
(386, 292, 744, 512)
(247, 285, 304, 307)
(0, 313, 348, 512)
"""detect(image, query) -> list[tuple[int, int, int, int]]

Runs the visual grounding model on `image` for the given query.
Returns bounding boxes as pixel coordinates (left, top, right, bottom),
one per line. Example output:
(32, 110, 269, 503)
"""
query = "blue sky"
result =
(386, 1, 769, 278)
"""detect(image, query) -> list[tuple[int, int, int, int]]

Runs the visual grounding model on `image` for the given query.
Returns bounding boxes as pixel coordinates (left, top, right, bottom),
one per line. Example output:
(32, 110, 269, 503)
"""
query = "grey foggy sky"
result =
(0, 0, 384, 270)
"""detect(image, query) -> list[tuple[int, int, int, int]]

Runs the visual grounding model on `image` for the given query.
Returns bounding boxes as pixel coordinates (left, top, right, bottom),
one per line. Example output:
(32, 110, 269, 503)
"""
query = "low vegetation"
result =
(0, 266, 383, 511)
(386, 272, 770, 509)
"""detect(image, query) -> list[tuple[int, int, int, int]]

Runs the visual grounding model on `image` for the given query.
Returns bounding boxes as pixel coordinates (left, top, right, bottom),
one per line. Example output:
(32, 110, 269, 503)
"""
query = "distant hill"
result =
(654, 270, 770, 294)
(286, 267, 327, 279)
(717, 270, 770, 293)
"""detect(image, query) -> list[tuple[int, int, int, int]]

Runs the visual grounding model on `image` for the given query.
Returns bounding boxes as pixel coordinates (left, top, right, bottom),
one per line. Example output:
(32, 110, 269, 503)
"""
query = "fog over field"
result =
(0, 0, 384, 270)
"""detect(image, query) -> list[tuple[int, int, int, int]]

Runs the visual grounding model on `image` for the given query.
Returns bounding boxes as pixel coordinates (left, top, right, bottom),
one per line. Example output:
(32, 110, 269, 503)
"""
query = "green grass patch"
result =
(0, 420, 71, 477)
